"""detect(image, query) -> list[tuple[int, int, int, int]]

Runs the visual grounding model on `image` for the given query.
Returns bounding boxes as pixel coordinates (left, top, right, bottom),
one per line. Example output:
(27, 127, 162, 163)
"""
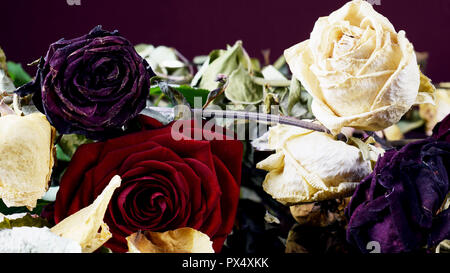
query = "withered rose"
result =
(16, 26, 154, 139)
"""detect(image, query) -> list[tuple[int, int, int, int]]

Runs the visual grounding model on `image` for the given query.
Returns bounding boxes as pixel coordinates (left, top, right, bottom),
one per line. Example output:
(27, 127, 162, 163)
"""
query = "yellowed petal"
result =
(383, 124, 404, 141)
(51, 175, 121, 253)
(413, 71, 436, 105)
(419, 88, 450, 135)
(0, 113, 55, 209)
(126, 227, 214, 253)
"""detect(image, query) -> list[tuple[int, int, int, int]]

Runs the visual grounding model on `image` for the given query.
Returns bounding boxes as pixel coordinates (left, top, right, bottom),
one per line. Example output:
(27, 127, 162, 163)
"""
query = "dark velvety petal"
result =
(53, 116, 243, 253)
(16, 26, 153, 139)
(433, 114, 450, 142)
(346, 134, 450, 253)
(210, 155, 241, 252)
(183, 158, 221, 233)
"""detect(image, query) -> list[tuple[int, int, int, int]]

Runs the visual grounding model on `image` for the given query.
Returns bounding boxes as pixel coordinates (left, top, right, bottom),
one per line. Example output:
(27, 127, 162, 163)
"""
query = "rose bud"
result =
(52, 116, 243, 253)
(0, 107, 55, 210)
(284, 0, 433, 135)
(346, 114, 450, 253)
(256, 124, 381, 204)
(16, 25, 155, 139)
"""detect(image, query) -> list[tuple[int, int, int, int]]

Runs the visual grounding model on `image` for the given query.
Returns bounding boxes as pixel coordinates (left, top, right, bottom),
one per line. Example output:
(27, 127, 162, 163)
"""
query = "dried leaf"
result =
(224, 66, 263, 104)
(157, 81, 190, 109)
(199, 41, 250, 91)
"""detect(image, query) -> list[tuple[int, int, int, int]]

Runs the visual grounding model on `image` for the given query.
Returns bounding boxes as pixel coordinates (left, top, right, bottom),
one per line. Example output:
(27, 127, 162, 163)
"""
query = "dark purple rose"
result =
(346, 114, 450, 253)
(16, 25, 155, 139)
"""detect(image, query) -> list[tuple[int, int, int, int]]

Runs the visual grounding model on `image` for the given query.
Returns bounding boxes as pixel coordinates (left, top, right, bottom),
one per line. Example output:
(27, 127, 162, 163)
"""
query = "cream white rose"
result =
(256, 124, 380, 204)
(285, 0, 429, 134)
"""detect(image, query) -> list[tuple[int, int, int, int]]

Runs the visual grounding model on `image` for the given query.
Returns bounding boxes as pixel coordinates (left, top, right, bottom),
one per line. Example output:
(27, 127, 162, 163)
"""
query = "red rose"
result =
(53, 115, 243, 252)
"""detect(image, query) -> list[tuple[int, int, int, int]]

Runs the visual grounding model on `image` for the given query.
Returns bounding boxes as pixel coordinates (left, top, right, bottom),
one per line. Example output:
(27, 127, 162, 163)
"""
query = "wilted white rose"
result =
(285, 0, 431, 134)
(256, 124, 380, 204)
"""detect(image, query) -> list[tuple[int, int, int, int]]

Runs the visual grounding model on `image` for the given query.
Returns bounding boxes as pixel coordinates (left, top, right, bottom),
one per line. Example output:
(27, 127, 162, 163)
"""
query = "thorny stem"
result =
(145, 106, 424, 147)
(146, 106, 330, 133)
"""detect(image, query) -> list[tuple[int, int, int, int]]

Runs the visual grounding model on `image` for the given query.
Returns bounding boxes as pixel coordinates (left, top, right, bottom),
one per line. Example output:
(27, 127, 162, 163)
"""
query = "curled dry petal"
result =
(420, 86, 450, 135)
(284, 0, 427, 134)
(51, 175, 121, 253)
(126, 227, 214, 253)
(0, 113, 55, 209)
(256, 124, 374, 204)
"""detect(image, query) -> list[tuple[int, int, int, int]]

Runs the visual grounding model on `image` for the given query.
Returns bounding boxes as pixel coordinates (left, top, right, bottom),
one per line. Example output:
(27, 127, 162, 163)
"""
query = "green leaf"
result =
(150, 84, 210, 107)
(6, 61, 32, 88)
(0, 213, 51, 230)
(56, 144, 72, 162)
(224, 66, 263, 104)
(57, 134, 93, 162)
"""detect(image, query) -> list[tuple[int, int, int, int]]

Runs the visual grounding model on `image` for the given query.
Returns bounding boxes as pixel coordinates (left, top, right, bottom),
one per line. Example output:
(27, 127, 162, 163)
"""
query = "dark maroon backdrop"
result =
(1, 0, 450, 82)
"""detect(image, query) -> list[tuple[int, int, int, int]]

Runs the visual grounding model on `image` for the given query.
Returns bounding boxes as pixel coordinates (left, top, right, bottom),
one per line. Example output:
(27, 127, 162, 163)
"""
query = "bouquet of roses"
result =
(0, 0, 448, 253)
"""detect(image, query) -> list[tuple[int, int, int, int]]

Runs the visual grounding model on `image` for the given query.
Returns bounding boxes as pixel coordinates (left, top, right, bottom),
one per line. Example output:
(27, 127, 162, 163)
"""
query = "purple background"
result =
(1, 0, 450, 82)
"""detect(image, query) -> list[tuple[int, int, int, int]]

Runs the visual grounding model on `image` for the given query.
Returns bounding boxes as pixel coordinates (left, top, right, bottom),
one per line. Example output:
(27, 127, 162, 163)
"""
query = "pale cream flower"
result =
(285, 0, 432, 134)
(256, 124, 379, 204)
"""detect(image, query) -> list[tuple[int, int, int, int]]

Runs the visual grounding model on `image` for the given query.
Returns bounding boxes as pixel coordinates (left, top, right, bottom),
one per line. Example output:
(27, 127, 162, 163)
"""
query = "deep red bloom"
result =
(53, 115, 243, 252)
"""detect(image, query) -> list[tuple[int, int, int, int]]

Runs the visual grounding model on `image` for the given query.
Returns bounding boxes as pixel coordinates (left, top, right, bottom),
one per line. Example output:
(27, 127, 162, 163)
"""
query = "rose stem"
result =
(174, 49, 195, 77)
(146, 106, 330, 133)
